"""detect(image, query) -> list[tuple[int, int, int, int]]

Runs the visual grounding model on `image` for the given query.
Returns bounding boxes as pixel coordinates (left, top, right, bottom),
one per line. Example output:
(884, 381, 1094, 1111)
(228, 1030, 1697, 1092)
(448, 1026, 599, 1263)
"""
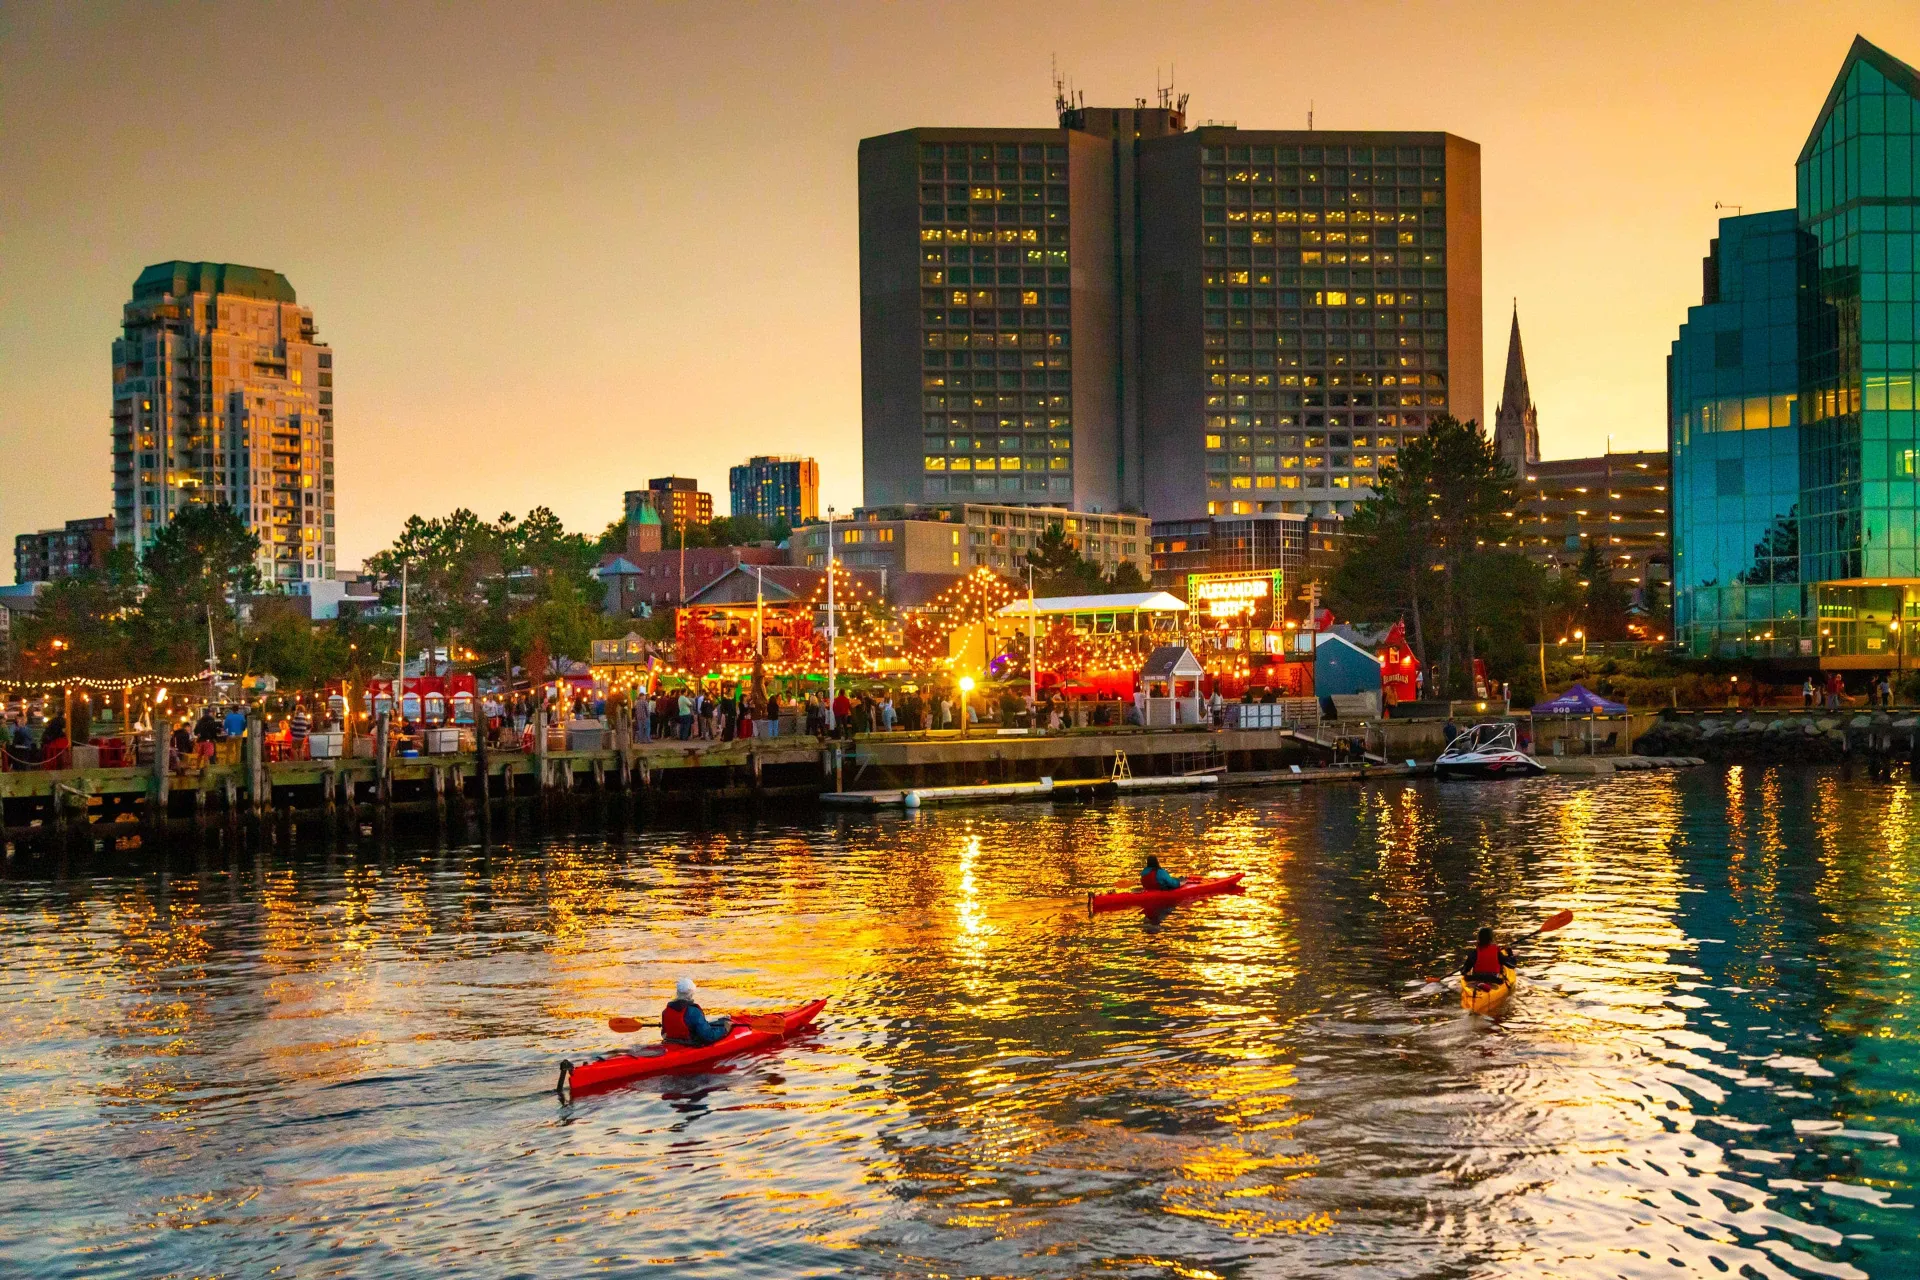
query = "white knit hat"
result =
(675, 976, 696, 1001)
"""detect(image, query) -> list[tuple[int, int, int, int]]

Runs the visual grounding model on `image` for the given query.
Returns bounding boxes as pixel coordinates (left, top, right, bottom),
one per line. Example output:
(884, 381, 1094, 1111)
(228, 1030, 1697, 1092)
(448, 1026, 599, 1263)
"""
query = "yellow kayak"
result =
(1461, 966, 1517, 1016)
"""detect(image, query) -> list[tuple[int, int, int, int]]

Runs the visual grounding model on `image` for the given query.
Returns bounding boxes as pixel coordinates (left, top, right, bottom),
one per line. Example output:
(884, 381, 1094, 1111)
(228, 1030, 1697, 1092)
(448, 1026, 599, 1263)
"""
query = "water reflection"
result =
(1, 769, 1916, 1277)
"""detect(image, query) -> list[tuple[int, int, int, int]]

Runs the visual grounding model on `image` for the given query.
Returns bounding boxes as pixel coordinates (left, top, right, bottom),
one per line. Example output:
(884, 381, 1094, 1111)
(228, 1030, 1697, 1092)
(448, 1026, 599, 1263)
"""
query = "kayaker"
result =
(1140, 855, 1184, 891)
(662, 977, 733, 1047)
(1459, 926, 1514, 982)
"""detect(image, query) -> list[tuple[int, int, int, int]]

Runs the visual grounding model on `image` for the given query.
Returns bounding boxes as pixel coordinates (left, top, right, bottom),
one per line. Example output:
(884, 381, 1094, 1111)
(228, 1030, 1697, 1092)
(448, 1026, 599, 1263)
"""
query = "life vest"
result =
(662, 999, 694, 1044)
(1473, 943, 1505, 976)
(1141, 869, 1159, 889)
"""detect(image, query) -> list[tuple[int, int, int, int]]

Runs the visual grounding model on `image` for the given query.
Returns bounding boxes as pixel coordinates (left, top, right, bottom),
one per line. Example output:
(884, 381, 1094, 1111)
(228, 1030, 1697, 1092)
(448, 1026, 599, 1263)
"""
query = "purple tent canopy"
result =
(1531, 683, 1627, 715)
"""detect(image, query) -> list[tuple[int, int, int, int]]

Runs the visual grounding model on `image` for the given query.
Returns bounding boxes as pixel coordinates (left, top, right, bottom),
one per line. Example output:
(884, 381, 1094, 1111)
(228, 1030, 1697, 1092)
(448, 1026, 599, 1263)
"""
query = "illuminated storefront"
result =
(1187, 570, 1288, 654)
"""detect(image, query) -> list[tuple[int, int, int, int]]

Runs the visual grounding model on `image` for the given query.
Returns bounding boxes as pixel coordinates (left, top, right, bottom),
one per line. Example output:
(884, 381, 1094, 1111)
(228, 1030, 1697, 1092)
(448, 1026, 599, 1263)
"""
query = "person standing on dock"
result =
(194, 708, 220, 760)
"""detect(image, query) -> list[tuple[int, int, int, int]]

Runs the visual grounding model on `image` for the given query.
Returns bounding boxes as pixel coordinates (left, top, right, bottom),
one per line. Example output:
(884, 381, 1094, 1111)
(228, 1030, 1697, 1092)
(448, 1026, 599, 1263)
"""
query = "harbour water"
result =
(2, 766, 1916, 1277)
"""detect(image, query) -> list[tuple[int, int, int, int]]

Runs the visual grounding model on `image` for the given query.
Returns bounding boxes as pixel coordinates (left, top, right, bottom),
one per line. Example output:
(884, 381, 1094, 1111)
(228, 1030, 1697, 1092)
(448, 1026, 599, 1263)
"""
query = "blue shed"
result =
(1312, 632, 1383, 699)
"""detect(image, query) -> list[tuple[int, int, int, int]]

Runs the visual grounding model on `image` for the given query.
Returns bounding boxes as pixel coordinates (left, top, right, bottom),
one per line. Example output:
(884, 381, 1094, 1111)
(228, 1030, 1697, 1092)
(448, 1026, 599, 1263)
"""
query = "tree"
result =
(137, 504, 262, 671)
(1329, 416, 1518, 698)
(1025, 524, 1108, 595)
(365, 506, 610, 687)
(1574, 541, 1632, 642)
(10, 546, 141, 678)
(1107, 560, 1151, 593)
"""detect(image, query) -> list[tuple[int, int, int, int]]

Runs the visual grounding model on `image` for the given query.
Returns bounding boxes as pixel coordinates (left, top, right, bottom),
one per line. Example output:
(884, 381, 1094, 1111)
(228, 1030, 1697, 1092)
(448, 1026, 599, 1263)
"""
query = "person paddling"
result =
(1140, 854, 1184, 891)
(662, 977, 733, 1047)
(1460, 925, 1515, 983)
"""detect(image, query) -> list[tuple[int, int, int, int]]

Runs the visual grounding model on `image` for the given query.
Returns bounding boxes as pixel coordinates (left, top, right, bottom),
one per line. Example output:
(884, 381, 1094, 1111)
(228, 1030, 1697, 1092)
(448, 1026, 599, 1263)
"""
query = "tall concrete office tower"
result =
(1493, 305, 1540, 475)
(859, 94, 1482, 522)
(112, 261, 335, 586)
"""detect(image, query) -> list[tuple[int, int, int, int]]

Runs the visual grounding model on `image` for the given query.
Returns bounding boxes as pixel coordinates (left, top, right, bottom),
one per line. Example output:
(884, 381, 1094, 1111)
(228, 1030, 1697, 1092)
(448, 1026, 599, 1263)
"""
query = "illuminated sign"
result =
(1188, 570, 1283, 629)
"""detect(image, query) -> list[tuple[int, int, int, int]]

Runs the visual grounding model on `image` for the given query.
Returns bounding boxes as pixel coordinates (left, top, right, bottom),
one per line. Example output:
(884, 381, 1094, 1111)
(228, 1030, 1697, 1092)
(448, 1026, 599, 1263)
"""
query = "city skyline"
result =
(2, 1, 1910, 578)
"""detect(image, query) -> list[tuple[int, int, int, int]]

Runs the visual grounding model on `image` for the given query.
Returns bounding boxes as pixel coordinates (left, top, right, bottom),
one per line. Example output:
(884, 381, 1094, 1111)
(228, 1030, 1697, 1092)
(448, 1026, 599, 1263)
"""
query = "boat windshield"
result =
(1440, 722, 1518, 757)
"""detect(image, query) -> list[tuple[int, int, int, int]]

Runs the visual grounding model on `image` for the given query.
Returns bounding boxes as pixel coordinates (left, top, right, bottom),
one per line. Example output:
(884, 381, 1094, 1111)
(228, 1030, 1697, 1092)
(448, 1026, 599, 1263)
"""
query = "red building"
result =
(596, 545, 786, 614)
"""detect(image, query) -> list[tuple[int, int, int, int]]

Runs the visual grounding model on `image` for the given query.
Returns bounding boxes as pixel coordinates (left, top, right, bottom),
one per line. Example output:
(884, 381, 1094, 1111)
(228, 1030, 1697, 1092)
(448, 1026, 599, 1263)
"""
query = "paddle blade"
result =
(1536, 909, 1574, 935)
(608, 1016, 645, 1033)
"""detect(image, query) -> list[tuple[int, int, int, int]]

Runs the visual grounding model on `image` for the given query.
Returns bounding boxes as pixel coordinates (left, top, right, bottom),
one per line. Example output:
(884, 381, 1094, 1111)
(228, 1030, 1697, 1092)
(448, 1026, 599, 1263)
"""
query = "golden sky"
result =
(2, 1, 1912, 575)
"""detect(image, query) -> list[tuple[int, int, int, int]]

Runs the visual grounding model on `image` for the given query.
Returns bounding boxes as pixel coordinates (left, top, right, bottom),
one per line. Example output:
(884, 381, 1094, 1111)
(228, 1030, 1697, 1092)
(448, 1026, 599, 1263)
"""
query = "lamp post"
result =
(1026, 562, 1038, 717)
(825, 506, 837, 728)
(959, 674, 974, 739)
(1574, 627, 1586, 659)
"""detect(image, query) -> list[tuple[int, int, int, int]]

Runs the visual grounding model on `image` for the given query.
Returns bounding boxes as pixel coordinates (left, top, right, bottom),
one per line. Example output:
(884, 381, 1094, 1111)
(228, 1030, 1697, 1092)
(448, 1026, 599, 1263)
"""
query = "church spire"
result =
(1493, 302, 1539, 473)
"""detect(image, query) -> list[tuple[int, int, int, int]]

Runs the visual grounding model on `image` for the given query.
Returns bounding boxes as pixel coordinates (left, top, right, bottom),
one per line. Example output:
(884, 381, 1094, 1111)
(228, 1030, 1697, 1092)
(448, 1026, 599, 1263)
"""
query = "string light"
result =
(1, 669, 223, 693)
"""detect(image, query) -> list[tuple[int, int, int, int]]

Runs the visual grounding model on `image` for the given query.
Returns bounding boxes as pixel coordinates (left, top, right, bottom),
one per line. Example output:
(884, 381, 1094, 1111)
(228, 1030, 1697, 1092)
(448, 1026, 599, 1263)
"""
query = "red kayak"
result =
(558, 998, 828, 1096)
(1088, 872, 1246, 914)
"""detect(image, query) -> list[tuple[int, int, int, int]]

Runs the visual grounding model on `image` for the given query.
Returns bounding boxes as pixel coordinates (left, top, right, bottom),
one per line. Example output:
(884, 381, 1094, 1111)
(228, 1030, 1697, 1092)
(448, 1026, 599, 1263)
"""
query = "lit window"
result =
(1205, 434, 1223, 449)
(925, 456, 946, 470)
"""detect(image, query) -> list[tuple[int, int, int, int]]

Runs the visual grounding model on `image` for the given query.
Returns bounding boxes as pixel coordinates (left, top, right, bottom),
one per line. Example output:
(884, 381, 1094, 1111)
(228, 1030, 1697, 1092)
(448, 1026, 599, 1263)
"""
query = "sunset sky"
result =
(3, 1, 1912, 576)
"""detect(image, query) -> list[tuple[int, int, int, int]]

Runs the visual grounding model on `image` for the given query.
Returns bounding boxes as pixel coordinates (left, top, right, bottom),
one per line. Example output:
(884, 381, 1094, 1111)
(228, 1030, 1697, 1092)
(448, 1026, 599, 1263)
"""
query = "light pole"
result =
(1574, 627, 1586, 659)
(825, 507, 837, 726)
(1026, 561, 1038, 718)
(958, 674, 974, 739)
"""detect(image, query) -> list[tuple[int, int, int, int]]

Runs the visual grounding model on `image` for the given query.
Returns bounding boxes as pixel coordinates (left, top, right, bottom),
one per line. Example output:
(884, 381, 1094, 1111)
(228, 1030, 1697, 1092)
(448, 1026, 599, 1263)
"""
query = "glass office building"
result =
(1670, 211, 1806, 657)
(1671, 36, 1920, 667)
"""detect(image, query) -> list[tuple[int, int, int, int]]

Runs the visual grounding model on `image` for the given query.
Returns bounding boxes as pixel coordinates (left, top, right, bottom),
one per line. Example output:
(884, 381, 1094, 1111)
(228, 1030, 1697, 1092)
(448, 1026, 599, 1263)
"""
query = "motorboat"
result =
(1435, 722, 1545, 780)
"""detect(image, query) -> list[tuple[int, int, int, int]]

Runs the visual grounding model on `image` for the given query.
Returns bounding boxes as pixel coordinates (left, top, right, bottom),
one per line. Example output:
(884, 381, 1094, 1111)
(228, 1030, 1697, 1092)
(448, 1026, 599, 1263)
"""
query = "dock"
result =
(0, 721, 1705, 854)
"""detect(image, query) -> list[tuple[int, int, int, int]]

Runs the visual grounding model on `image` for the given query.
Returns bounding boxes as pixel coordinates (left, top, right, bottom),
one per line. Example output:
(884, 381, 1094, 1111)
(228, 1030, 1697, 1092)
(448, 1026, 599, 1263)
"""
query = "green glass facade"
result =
(1672, 37, 1920, 667)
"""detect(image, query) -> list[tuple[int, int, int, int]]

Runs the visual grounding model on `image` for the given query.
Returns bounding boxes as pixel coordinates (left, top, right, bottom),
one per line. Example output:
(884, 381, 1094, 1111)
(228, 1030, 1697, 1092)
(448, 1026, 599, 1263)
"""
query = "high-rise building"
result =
(624, 477, 712, 530)
(858, 100, 1482, 522)
(729, 456, 818, 526)
(1669, 36, 1920, 667)
(1492, 306, 1540, 475)
(14, 516, 114, 584)
(112, 262, 335, 585)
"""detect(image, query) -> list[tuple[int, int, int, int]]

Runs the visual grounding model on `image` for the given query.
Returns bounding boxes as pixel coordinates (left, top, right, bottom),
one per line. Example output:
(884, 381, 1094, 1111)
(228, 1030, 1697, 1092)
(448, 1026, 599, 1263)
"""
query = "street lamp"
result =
(958, 674, 974, 739)
(1574, 628, 1587, 658)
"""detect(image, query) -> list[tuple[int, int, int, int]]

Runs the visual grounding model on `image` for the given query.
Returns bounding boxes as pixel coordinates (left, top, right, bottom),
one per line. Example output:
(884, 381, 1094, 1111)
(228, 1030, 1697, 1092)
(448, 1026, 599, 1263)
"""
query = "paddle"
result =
(1406, 909, 1574, 995)
(607, 1013, 788, 1035)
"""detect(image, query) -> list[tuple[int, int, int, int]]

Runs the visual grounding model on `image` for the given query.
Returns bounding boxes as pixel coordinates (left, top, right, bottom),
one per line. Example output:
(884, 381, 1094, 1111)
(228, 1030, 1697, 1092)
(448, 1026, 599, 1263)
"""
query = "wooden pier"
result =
(0, 723, 1399, 854)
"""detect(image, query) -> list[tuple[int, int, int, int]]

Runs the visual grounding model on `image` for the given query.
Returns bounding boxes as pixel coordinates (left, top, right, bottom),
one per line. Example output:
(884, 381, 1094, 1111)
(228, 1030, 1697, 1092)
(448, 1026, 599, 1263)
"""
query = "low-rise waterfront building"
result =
(791, 502, 1149, 580)
(1148, 511, 1345, 618)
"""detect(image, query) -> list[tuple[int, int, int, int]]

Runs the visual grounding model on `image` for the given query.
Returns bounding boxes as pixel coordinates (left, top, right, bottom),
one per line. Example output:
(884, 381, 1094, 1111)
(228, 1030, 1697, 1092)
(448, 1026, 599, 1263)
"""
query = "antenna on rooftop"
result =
(1309, 100, 1314, 131)
(1715, 201, 1744, 216)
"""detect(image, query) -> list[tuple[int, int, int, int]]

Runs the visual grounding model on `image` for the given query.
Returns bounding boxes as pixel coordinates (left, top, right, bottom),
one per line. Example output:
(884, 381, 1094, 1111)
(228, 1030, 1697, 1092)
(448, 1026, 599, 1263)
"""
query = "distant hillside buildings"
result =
(729, 456, 818, 526)
(113, 261, 336, 586)
(625, 477, 712, 530)
(14, 516, 113, 584)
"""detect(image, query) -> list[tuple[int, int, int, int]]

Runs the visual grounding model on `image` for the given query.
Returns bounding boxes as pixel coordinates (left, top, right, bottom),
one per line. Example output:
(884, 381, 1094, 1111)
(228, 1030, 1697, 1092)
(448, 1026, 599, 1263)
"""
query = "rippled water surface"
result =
(4, 767, 1919, 1277)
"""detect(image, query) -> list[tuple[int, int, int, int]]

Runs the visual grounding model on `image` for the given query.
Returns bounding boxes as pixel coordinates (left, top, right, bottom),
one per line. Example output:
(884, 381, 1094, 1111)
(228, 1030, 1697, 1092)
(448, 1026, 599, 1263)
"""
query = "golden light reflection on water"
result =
(3, 773, 1919, 1277)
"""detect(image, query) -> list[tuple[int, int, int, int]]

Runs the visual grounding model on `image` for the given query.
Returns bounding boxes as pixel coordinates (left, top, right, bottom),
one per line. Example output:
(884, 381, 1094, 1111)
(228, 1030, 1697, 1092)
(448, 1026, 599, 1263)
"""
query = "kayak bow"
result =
(558, 998, 827, 1096)
(1087, 872, 1245, 914)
